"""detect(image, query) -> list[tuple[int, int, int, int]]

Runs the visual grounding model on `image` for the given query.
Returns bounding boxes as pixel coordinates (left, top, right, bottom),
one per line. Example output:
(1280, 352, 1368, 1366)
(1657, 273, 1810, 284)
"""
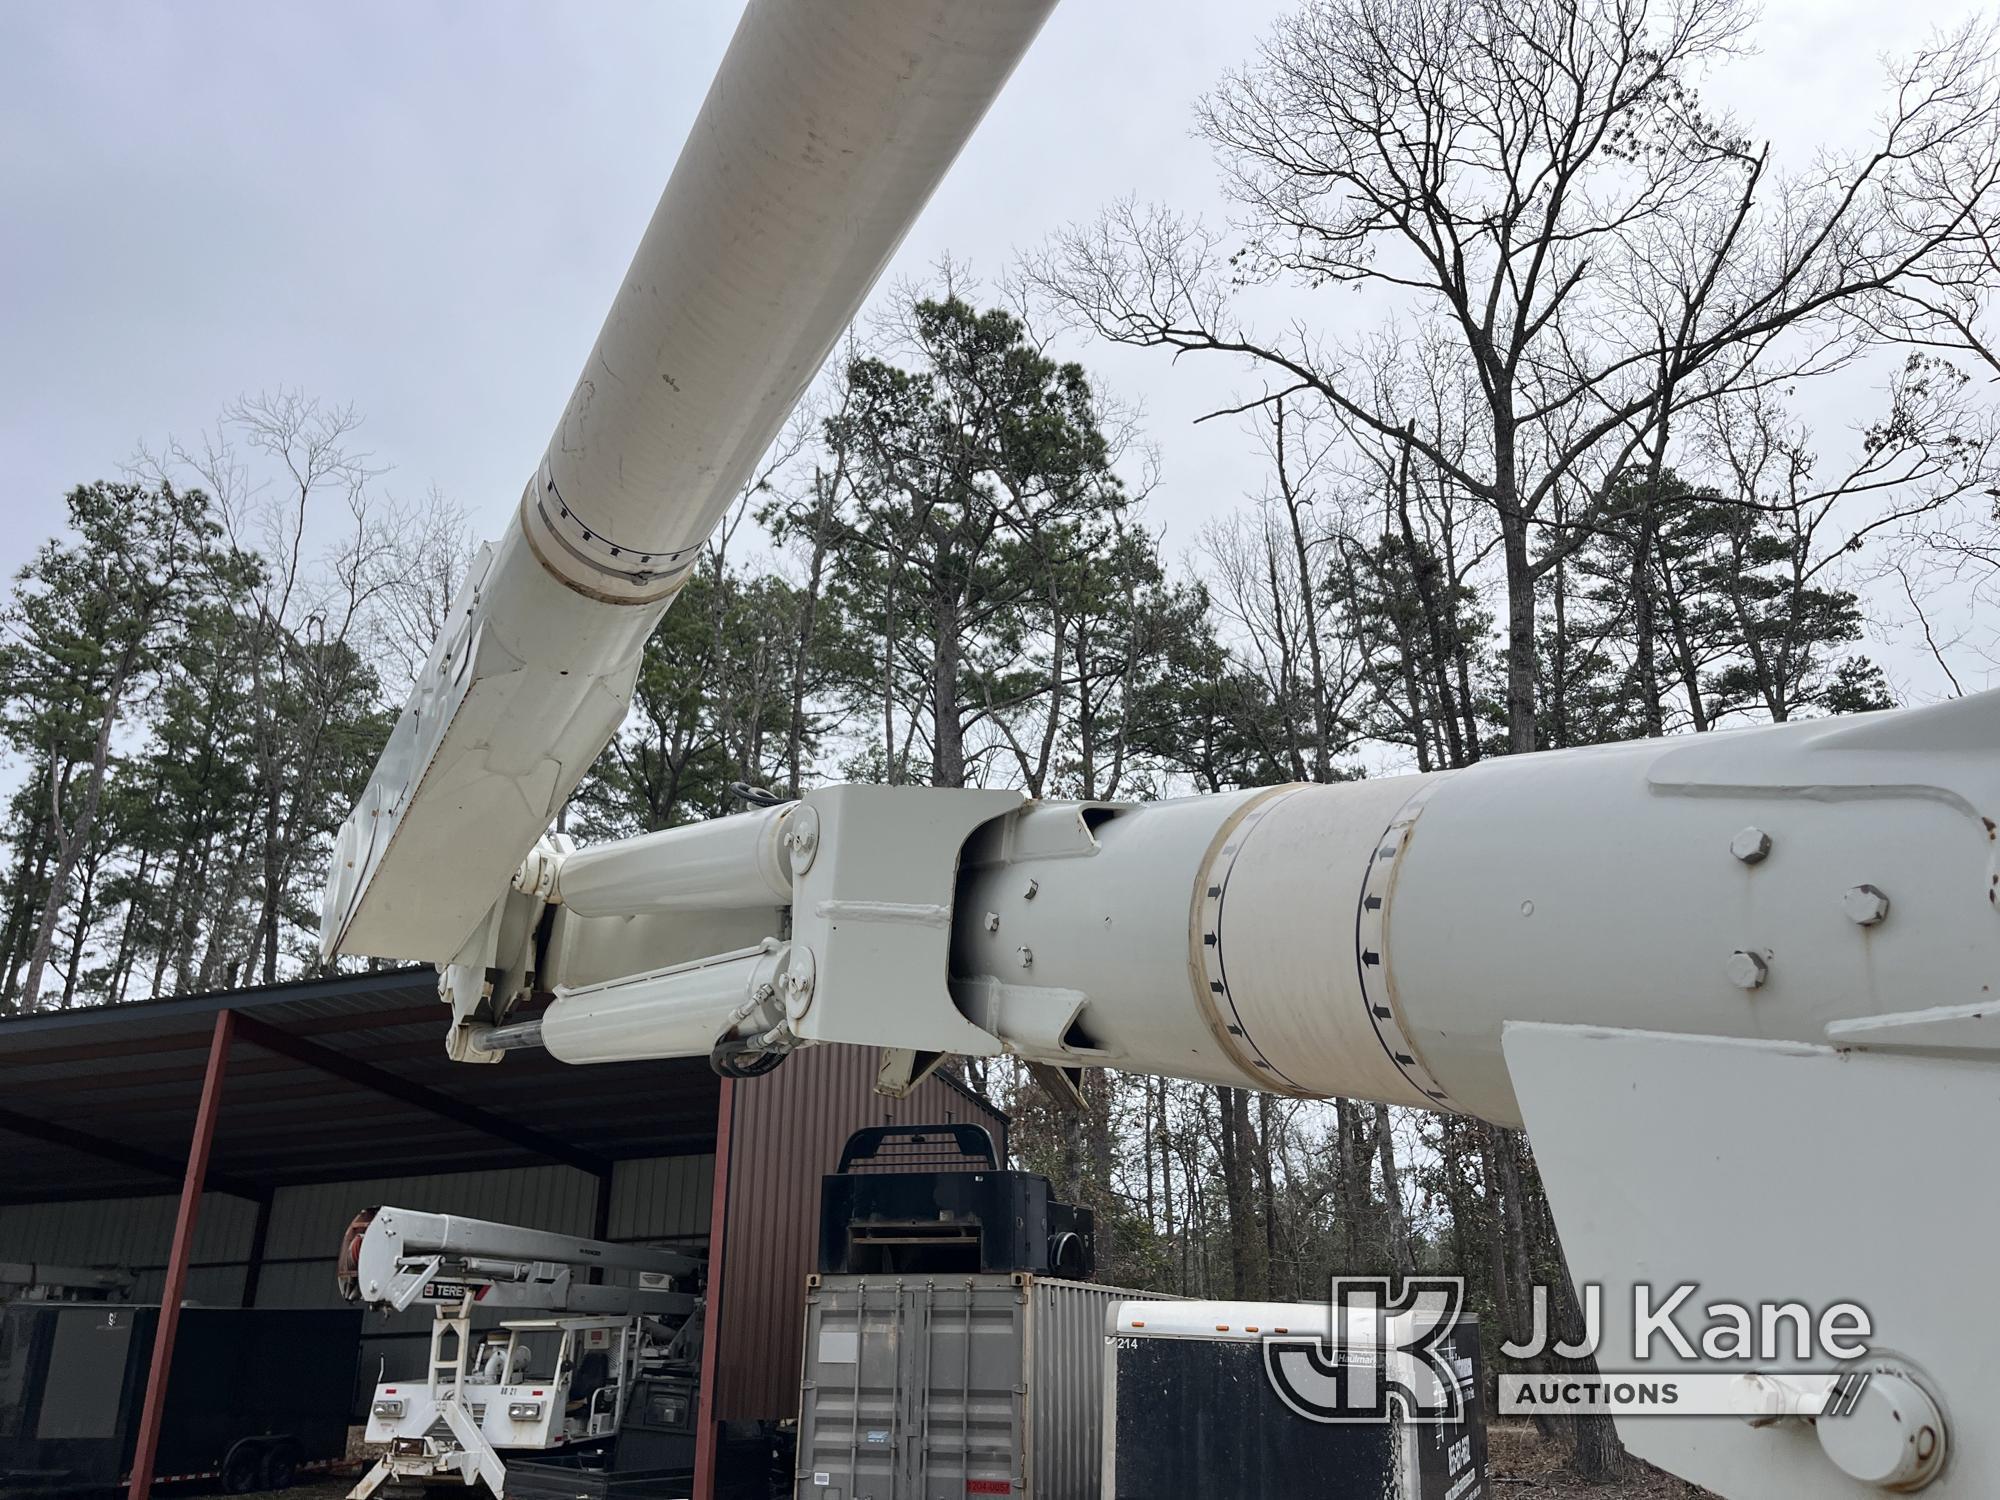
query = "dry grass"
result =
(1486, 1423, 1721, 1497)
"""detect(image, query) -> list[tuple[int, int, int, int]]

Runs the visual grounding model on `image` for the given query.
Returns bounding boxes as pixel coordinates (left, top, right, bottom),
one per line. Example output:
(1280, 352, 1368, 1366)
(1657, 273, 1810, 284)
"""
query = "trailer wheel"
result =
(221, 1440, 267, 1494)
(259, 1441, 299, 1492)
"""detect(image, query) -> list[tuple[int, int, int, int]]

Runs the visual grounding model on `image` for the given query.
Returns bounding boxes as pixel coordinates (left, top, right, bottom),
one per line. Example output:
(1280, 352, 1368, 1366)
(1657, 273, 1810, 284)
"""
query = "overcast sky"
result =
(1, 0, 1985, 699)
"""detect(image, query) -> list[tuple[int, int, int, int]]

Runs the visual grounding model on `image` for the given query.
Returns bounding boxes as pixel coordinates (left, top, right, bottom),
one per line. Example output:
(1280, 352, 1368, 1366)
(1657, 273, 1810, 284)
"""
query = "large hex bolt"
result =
(1726, 950, 1770, 990)
(1842, 885, 1891, 927)
(1731, 827, 1773, 865)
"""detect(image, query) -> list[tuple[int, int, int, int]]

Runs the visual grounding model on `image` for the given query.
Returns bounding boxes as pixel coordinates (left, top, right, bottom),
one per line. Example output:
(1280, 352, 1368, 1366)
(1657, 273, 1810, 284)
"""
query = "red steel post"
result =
(691, 1076, 736, 1500)
(126, 1007, 235, 1500)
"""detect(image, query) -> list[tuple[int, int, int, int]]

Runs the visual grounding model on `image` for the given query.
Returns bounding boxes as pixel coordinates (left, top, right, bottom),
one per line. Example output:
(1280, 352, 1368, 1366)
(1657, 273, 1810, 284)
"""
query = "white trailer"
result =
(338, 1207, 698, 1499)
(317, 3, 1998, 1494)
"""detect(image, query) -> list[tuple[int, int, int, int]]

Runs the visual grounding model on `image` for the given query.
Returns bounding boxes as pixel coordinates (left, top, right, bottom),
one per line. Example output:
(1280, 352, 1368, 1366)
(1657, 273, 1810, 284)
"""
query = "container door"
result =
(798, 1279, 909, 1499)
(797, 1280, 1025, 1500)
(899, 1283, 1022, 1500)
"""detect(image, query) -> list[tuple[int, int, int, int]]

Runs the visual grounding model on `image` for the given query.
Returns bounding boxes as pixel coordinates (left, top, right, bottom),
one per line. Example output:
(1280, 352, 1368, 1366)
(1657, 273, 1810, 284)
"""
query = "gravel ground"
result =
(1487, 1424, 1721, 1496)
(258, 1427, 370, 1500)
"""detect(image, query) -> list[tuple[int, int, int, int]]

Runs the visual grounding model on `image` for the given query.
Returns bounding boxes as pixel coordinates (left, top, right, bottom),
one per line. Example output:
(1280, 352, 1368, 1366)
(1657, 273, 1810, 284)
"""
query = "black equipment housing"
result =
(816, 1125, 1095, 1278)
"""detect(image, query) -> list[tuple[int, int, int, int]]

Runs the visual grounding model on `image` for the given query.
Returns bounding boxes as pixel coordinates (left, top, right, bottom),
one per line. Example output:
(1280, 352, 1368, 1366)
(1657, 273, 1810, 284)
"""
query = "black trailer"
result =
(0, 1304, 360, 1498)
(1106, 1307, 1489, 1500)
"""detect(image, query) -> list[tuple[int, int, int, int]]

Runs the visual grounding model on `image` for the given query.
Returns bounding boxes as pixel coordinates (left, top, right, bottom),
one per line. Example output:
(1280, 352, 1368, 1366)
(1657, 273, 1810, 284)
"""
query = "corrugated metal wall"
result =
(0, 1192, 260, 1306)
(606, 1154, 716, 1242)
(710, 1050, 1008, 1423)
(0, 1154, 714, 1394)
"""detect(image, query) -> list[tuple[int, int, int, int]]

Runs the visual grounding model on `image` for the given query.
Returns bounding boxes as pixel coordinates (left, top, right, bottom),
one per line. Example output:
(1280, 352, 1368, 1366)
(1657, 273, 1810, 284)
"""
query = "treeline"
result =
(8, 0, 2000, 1482)
(0, 395, 468, 1009)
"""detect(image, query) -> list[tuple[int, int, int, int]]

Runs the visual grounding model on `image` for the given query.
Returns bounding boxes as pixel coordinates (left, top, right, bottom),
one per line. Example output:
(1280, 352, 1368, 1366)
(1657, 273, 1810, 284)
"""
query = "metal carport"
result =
(0, 969, 1004, 1500)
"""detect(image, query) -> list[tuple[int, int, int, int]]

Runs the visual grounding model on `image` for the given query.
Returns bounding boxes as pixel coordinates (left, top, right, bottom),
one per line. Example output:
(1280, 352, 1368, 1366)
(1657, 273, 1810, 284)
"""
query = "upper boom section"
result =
(529, 0, 1060, 605)
(337, 1205, 698, 1314)
(322, 0, 1057, 963)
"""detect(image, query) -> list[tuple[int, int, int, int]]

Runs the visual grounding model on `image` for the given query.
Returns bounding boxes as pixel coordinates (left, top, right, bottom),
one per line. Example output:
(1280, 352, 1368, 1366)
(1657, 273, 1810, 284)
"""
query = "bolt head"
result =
(983, 911, 1001, 933)
(1842, 884, 1891, 927)
(1017, 946, 1034, 968)
(1023, 879, 1039, 900)
(1726, 950, 1769, 990)
(1730, 827, 1773, 865)
(780, 947, 816, 1020)
(784, 806, 821, 875)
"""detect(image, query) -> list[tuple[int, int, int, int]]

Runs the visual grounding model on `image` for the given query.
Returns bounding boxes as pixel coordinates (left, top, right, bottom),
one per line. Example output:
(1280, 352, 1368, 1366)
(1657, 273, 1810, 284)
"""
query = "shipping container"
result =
(0, 1304, 360, 1497)
(794, 1274, 1161, 1500)
(1102, 1301, 1488, 1500)
(713, 1047, 1008, 1431)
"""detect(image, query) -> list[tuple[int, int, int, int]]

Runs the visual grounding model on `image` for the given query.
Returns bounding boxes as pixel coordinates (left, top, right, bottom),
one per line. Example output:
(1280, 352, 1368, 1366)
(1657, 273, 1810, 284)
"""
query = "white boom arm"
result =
(322, 4, 1998, 1496)
(319, 0, 1057, 968)
(337, 1205, 697, 1317)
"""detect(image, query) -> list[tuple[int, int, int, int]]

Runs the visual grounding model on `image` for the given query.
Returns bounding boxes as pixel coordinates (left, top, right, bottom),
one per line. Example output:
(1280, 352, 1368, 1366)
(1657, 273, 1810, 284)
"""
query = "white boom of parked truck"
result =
(338, 1207, 699, 1499)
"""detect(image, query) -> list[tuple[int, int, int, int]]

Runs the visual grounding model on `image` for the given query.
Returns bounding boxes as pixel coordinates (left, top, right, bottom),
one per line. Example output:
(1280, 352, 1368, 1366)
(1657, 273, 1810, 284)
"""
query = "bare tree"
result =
(362, 485, 477, 696)
(139, 390, 399, 982)
(1030, 0, 2000, 753)
(1687, 363, 1998, 721)
(1211, 396, 1371, 781)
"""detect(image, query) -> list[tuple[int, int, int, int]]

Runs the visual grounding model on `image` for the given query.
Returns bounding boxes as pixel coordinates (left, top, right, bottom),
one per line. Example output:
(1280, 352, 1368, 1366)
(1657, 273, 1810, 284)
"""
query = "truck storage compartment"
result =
(795, 1273, 1160, 1500)
(505, 1372, 701, 1500)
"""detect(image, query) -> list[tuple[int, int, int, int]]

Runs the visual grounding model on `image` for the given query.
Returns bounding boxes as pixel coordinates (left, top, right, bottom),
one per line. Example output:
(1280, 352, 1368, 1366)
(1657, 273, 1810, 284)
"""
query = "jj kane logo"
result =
(1263, 1277, 1469, 1424)
(1264, 1277, 1881, 1422)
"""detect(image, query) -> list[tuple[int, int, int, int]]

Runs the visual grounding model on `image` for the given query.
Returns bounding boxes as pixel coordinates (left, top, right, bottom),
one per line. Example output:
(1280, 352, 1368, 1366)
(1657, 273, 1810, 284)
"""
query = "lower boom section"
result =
(453, 691, 2000, 1132)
